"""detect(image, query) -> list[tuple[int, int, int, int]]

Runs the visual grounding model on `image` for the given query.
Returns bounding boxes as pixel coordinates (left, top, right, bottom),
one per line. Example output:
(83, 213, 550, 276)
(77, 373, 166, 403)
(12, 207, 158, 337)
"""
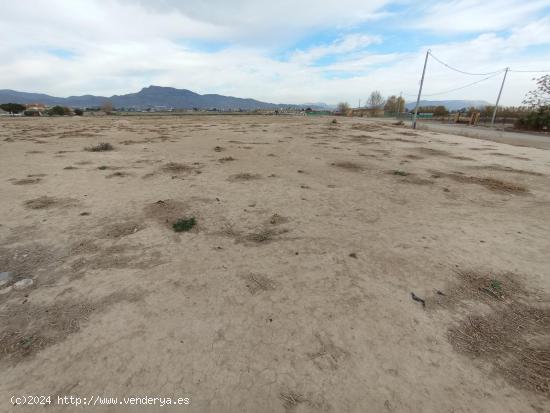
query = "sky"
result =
(1, 0, 549, 106)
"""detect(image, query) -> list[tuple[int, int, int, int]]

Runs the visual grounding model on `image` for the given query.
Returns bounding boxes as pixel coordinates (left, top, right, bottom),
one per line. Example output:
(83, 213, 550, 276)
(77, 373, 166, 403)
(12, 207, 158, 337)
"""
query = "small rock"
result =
(13, 278, 34, 291)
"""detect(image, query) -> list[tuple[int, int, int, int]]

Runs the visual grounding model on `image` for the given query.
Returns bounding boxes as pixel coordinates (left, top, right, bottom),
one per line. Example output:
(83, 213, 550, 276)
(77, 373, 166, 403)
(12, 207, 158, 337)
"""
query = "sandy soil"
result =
(0, 115, 549, 413)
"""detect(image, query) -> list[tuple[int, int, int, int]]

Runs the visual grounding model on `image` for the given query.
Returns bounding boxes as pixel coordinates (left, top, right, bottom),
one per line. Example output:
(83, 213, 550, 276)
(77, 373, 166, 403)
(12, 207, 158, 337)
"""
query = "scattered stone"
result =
(13, 278, 34, 291)
(349, 253, 358, 259)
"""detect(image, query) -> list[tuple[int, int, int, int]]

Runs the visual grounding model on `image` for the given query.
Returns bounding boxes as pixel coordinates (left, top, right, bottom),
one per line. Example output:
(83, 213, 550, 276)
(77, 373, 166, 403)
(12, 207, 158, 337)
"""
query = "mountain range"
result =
(404, 100, 491, 111)
(0, 86, 492, 112)
(0, 86, 317, 110)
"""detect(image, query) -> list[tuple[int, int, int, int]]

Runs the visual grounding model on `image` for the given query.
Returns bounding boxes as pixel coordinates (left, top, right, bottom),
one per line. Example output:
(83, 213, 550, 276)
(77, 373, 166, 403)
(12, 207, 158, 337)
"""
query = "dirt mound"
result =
(144, 199, 191, 229)
(23, 196, 79, 210)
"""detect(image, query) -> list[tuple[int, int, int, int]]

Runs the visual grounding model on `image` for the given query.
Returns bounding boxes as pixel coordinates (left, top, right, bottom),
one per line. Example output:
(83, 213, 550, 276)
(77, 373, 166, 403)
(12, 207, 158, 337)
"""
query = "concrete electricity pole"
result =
(491, 67, 509, 128)
(413, 50, 430, 129)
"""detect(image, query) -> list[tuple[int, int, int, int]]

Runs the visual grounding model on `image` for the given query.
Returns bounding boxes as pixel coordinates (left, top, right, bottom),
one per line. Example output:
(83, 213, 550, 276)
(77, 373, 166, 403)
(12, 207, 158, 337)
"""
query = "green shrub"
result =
(0, 103, 26, 113)
(172, 217, 197, 232)
(48, 105, 66, 116)
(514, 107, 550, 132)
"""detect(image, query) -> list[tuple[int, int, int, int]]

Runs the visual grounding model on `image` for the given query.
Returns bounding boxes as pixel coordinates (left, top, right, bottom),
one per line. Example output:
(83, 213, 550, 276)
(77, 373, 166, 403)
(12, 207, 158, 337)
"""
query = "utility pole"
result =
(491, 67, 509, 128)
(413, 49, 430, 129)
(358, 99, 361, 109)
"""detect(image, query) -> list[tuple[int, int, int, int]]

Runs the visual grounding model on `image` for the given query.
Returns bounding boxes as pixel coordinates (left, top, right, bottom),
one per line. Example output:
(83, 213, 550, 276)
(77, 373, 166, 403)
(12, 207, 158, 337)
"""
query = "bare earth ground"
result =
(0, 115, 549, 413)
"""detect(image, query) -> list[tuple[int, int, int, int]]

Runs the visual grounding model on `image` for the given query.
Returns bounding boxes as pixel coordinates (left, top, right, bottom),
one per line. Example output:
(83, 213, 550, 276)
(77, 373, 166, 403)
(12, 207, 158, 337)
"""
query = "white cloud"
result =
(413, 0, 549, 33)
(0, 0, 548, 106)
(291, 34, 383, 65)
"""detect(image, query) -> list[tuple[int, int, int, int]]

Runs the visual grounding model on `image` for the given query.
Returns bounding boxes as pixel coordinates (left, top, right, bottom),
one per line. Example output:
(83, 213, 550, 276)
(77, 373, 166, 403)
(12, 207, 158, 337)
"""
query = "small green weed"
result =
(172, 217, 197, 232)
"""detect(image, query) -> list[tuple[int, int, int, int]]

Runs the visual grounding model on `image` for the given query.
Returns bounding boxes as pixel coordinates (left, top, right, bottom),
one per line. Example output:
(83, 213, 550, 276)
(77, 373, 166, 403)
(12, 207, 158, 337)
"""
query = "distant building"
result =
(25, 103, 46, 111)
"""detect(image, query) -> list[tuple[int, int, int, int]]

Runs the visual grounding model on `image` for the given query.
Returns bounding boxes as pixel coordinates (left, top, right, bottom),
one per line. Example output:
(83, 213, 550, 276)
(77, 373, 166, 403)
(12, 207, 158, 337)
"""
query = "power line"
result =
(428, 51, 505, 76)
(509, 69, 550, 73)
(405, 71, 504, 98)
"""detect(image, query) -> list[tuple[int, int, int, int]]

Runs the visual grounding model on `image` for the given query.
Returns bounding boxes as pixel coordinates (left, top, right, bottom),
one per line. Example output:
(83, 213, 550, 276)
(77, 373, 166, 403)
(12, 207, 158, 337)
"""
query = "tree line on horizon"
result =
(335, 75, 549, 132)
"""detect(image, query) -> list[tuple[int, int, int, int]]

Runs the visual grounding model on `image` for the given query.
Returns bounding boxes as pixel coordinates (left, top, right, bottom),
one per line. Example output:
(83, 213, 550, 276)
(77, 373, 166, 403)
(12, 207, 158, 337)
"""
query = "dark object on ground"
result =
(411, 292, 426, 307)
(85, 142, 114, 152)
(349, 253, 357, 258)
(393, 121, 405, 126)
(331, 119, 337, 124)
(172, 217, 197, 232)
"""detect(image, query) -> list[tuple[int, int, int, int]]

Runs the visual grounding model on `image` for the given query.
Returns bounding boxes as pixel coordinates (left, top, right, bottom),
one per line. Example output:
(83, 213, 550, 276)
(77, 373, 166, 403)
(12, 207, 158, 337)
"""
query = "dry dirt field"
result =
(0, 115, 549, 412)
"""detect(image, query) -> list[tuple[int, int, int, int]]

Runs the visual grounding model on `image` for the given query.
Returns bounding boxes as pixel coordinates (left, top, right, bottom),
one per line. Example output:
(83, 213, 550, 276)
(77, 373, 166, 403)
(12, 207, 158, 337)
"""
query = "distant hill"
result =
(404, 100, 491, 111)
(301, 102, 336, 110)
(0, 86, 327, 110)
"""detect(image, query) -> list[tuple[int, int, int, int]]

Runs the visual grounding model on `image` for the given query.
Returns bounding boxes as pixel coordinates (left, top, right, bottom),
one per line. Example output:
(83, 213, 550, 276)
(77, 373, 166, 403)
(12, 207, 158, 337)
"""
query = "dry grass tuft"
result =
(331, 161, 364, 171)
(106, 171, 131, 178)
(23, 196, 78, 210)
(245, 228, 278, 243)
(447, 174, 528, 194)
(240, 273, 276, 294)
(161, 162, 195, 174)
(228, 172, 262, 181)
(218, 156, 236, 163)
(85, 142, 114, 152)
(432, 270, 550, 397)
(11, 178, 42, 185)
(0, 292, 142, 362)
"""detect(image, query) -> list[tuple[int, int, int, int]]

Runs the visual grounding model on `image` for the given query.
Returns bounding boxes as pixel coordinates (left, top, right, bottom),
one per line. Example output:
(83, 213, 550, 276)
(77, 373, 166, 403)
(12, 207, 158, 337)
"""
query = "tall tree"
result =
(101, 99, 114, 114)
(384, 95, 397, 112)
(0, 103, 26, 114)
(523, 75, 550, 108)
(384, 95, 405, 113)
(337, 102, 350, 115)
(367, 91, 385, 109)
